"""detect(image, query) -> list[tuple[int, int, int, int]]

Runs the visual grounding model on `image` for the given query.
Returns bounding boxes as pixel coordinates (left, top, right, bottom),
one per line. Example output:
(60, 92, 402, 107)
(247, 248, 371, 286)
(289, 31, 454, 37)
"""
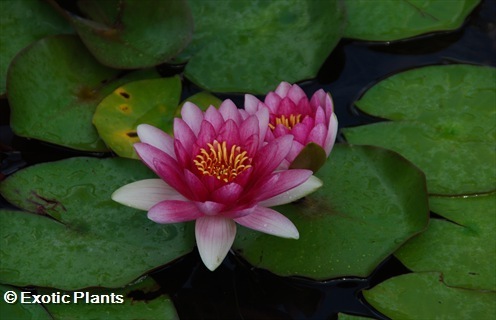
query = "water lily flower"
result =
(112, 100, 322, 271)
(245, 82, 338, 168)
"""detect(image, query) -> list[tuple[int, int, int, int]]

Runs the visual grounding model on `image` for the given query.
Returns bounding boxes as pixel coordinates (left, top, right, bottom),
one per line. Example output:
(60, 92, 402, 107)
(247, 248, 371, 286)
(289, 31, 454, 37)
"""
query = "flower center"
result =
(268, 114, 302, 130)
(194, 140, 252, 182)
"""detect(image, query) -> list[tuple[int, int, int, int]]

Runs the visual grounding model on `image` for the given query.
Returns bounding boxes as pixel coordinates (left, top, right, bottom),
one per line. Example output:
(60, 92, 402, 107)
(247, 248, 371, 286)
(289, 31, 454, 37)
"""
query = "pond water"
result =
(0, 0, 495, 319)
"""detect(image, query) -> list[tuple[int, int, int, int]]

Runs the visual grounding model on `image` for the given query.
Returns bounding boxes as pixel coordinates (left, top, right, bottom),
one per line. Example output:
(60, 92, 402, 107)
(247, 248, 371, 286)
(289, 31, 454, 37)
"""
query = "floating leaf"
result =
(363, 272, 496, 319)
(93, 77, 182, 159)
(0, 157, 194, 289)
(7, 35, 160, 152)
(179, 0, 344, 93)
(344, 64, 496, 195)
(41, 277, 178, 319)
(344, 0, 480, 41)
(234, 144, 429, 279)
(395, 193, 496, 291)
(0, 285, 52, 320)
(0, 0, 73, 95)
(66, 0, 193, 68)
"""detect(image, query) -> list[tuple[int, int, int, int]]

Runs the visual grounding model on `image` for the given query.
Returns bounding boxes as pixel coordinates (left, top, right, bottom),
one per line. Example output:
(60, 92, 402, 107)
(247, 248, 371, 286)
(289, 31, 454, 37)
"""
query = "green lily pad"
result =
(234, 144, 429, 280)
(0, 0, 73, 95)
(179, 0, 344, 93)
(41, 277, 178, 319)
(363, 272, 496, 319)
(395, 193, 496, 291)
(65, 0, 193, 68)
(7, 34, 160, 152)
(343, 64, 496, 195)
(344, 0, 480, 41)
(0, 285, 52, 320)
(93, 77, 182, 159)
(0, 157, 194, 290)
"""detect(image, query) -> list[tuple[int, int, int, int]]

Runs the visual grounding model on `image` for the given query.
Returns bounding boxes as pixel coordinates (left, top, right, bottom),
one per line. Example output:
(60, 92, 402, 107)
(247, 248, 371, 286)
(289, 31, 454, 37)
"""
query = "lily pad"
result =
(0, 0, 73, 95)
(363, 272, 496, 319)
(395, 193, 496, 291)
(7, 34, 160, 152)
(66, 0, 193, 68)
(93, 77, 182, 159)
(41, 277, 178, 319)
(234, 144, 429, 280)
(179, 0, 344, 93)
(0, 285, 52, 320)
(344, 64, 496, 195)
(0, 157, 194, 290)
(344, 0, 480, 41)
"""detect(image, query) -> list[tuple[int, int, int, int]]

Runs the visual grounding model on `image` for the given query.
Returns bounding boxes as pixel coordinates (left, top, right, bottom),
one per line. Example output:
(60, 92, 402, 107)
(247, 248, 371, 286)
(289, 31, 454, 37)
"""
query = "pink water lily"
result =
(245, 82, 338, 168)
(112, 100, 322, 271)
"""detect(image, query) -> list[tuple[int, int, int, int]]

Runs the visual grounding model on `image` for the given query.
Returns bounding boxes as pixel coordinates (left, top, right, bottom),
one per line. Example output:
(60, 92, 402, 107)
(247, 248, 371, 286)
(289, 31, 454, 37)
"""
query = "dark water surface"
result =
(1, 0, 495, 319)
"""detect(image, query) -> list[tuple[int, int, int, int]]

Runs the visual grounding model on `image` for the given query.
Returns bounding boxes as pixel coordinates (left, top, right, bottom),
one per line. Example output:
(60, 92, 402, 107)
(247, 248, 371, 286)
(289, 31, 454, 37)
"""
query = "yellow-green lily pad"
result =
(93, 77, 182, 159)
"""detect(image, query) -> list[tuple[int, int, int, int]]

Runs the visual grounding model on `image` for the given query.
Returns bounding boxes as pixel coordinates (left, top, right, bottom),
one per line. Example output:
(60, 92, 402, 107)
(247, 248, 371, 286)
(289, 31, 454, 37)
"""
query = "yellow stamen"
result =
(193, 140, 252, 182)
(268, 114, 302, 130)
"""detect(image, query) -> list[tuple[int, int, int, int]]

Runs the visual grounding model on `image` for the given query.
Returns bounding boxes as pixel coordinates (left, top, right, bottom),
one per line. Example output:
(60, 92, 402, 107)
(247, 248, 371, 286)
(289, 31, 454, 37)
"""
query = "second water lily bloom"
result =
(112, 100, 323, 271)
(245, 82, 338, 168)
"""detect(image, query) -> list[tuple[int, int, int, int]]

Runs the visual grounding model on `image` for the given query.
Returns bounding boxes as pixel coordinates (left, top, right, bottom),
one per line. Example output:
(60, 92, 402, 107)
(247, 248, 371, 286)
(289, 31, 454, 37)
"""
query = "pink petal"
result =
(252, 135, 293, 178)
(137, 124, 176, 159)
(184, 169, 209, 201)
(218, 119, 240, 145)
(253, 169, 312, 202)
(134, 142, 170, 174)
(181, 102, 204, 135)
(323, 113, 339, 156)
(307, 123, 327, 147)
(195, 216, 236, 271)
(148, 200, 203, 223)
(173, 118, 196, 154)
(218, 99, 241, 124)
(195, 201, 225, 216)
(310, 89, 327, 108)
(255, 108, 270, 146)
(278, 97, 296, 115)
(244, 94, 261, 113)
(196, 120, 217, 148)
(285, 140, 305, 164)
(291, 122, 311, 144)
(259, 175, 323, 207)
(239, 115, 259, 143)
(234, 206, 299, 239)
(274, 82, 291, 97)
(287, 84, 307, 105)
(211, 183, 243, 204)
(111, 179, 186, 211)
(153, 157, 192, 199)
(204, 106, 224, 129)
(314, 106, 327, 126)
(264, 93, 281, 113)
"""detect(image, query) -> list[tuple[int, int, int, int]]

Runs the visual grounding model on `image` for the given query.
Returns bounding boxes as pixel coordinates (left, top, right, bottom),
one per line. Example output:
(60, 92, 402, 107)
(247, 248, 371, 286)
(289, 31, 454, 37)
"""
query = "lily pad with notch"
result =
(0, 157, 195, 290)
(178, 0, 345, 93)
(234, 144, 429, 280)
(344, 64, 496, 195)
(7, 34, 161, 152)
(344, 0, 481, 41)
